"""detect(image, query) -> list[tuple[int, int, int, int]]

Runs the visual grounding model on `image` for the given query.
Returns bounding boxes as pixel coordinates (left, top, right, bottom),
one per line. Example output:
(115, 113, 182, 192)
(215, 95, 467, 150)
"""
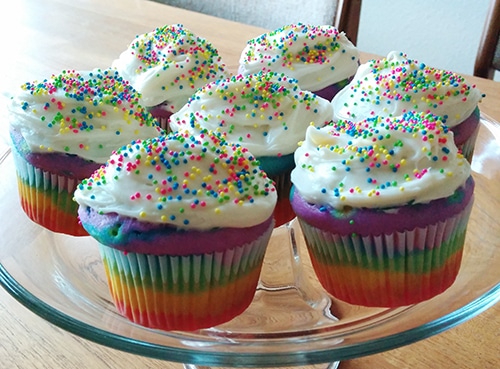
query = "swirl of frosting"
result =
(331, 51, 483, 128)
(74, 131, 277, 229)
(291, 111, 471, 209)
(168, 72, 333, 157)
(111, 24, 230, 111)
(9, 69, 162, 163)
(238, 23, 360, 92)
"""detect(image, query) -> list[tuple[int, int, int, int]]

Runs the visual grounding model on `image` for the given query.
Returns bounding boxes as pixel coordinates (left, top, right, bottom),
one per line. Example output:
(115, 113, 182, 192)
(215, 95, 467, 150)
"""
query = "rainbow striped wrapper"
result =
(99, 223, 273, 331)
(298, 199, 473, 307)
(12, 149, 88, 236)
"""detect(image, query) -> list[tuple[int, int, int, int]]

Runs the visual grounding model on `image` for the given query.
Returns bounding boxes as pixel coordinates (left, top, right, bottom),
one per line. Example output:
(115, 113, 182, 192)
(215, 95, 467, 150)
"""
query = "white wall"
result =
(357, 0, 498, 80)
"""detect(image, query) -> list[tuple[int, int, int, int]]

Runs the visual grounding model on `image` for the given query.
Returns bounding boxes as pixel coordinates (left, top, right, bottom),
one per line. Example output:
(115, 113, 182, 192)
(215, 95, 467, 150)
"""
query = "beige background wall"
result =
(357, 0, 496, 80)
(157, 0, 496, 80)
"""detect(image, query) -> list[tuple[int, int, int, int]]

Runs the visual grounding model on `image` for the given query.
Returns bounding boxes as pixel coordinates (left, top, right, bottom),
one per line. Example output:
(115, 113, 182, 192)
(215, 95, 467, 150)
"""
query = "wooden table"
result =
(0, 0, 498, 368)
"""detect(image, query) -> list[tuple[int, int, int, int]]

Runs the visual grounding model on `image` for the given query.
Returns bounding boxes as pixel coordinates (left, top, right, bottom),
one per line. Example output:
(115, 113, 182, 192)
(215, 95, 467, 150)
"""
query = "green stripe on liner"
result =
(18, 176, 77, 211)
(100, 244, 265, 293)
(301, 221, 468, 274)
(12, 149, 78, 211)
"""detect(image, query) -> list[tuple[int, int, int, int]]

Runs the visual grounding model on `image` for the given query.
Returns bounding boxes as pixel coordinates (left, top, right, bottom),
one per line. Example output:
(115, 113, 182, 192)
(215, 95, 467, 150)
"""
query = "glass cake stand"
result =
(0, 115, 499, 368)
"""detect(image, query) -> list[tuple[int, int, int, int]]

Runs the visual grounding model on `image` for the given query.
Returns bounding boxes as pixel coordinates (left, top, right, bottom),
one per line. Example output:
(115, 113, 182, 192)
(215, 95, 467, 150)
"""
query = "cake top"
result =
(168, 72, 333, 157)
(111, 24, 230, 111)
(9, 68, 162, 163)
(238, 23, 360, 92)
(74, 130, 277, 230)
(331, 51, 484, 127)
(291, 111, 471, 209)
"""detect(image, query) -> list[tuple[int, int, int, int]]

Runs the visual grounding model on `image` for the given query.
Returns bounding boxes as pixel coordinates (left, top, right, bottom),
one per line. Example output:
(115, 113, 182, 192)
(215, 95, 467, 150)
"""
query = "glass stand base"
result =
(183, 363, 340, 369)
(192, 219, 343, 369)
(210, 219, 338, 338)
(258, 219, 337, 324)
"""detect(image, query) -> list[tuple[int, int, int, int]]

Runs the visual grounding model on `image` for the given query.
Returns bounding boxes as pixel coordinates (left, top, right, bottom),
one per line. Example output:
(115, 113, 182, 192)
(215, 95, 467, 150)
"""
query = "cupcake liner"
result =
(148, 105, 173, 132)
(273, 195, 295, 227)
(99, 224, 273, 331)
(269, 169, 292, 200)
(155, 116, 171, 133)
(298, 199, 473, 307)
(257, 154, 296, 226)
(457, 122, 480, 163)
(257, 154, 294, 200)
(12, 149, 87, 236)
(268, 169, 295, 226)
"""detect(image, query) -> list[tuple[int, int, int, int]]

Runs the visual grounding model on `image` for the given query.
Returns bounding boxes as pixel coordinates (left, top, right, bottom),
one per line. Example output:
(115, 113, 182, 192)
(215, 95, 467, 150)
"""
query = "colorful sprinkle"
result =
(76, 130, 277, 228)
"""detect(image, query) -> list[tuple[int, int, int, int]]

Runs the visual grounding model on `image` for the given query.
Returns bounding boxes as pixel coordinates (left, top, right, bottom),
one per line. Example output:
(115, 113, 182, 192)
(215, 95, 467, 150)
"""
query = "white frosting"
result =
(111, 24, 229, 111)
(331, 51, 483, 128)
(9, 69, 162, 163)
(168, 72, 333, 157)
(238, 24, 360, 91)
(291, 111, 471, 209)
(74, 131, 277, 230)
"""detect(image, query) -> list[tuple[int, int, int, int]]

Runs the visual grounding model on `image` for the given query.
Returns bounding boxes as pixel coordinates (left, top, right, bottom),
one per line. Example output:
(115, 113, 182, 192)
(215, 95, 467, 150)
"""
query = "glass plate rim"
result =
(0, 113, 499, 366)
(0, 260, 498, 366)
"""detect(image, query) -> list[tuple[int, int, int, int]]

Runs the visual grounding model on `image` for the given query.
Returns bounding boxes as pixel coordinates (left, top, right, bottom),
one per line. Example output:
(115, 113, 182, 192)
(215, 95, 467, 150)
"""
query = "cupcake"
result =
(9, 68, 163, 236)
(331, 51, 484, 162)
(168, 72, 333, 225)
(111, 24, 230, 130)
(290, 111, 474, 307)
(238, 23, 360, 101)
(74, 131, 277, 331)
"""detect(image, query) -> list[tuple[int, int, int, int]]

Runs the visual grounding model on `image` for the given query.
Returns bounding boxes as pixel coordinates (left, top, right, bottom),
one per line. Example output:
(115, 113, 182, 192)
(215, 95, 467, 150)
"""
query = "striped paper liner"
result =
(298, 199, 473, 307)
(99, 222, 273, 331)
(12, 149, 87, 236)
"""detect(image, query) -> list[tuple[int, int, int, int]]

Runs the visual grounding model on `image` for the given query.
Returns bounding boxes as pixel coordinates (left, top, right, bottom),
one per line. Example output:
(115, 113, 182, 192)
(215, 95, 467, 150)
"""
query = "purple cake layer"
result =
(290, 177, 475, 238)
(78, 206, 274, 256)
(449, 107, 481, 147)
(10, 127, 101, 179)
(312, 77, 352, 101)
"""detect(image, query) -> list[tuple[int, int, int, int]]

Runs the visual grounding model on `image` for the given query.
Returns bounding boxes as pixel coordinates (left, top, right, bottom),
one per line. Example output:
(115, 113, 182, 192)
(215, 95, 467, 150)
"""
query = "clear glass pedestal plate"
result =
(0, 115, 499, 368)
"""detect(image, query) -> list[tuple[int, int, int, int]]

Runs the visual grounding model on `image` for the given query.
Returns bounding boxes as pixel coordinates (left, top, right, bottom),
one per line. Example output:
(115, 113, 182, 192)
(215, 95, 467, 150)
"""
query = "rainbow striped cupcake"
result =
(97, 223, 272, 330)
(290, 112, 474, 307)
(74, 131, 277, 330)
(9, 69, 162, 236)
